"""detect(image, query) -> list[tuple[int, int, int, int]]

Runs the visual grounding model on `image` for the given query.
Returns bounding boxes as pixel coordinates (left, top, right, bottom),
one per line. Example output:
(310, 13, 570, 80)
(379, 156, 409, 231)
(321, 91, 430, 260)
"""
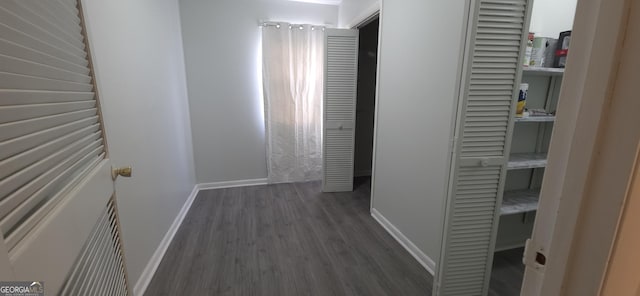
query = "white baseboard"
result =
(197, 178, 268, 191)
(371, 208, 436, 275)
(133, 185, 199, 296)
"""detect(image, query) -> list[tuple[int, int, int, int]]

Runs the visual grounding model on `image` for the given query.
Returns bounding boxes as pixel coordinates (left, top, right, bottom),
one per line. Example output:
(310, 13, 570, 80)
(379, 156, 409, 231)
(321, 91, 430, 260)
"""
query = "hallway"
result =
(145, 179, 432, 295)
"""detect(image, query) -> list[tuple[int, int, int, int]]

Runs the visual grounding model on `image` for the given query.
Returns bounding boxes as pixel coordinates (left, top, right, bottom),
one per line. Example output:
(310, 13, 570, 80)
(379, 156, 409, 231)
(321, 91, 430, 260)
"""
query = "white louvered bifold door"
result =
(0, 0, 104, 249)
(434, 0, 533, 295)
(0, 0, 128, 294)
(323, 29, 358, 192)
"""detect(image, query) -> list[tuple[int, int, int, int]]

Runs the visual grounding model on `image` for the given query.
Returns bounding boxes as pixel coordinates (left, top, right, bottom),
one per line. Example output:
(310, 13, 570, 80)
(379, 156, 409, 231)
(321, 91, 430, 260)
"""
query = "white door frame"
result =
(368, 3, 382, 211)
(521, 0, 636, 294)
(344, 2, 381, 29)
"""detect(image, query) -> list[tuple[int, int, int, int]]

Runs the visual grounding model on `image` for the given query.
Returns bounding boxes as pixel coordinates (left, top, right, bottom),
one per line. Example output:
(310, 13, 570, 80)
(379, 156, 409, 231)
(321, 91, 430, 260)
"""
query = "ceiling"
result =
(288, 0, 342, 6)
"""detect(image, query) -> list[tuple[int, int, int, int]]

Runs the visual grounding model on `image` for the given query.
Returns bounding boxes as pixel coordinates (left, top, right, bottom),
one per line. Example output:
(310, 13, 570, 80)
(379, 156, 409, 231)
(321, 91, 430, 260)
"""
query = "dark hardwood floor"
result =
(145, 178, 433, 295)
(489, 248, 525, 296)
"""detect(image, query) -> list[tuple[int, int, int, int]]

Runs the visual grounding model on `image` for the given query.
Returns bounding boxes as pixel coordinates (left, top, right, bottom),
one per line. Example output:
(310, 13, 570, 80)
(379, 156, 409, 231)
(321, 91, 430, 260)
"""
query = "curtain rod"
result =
(258, 21, 328, 30)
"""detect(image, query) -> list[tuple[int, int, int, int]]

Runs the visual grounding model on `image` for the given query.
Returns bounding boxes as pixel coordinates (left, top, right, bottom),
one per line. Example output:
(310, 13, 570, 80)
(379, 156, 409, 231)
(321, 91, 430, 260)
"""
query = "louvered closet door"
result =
(434, 0, 533, 295)
(323, 29, 358, 192)
(0, 0, 130, 294)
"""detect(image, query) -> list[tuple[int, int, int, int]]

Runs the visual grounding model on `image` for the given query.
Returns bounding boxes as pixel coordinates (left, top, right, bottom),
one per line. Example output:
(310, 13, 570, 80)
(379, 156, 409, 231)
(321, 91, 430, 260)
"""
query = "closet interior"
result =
(490, 6, 574, 294)
(353, 17, 379, 183)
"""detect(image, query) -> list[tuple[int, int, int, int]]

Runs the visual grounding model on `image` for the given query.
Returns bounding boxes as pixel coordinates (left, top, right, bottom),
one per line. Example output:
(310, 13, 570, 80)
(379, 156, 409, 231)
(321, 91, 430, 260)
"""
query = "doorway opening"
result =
(353, 16, 379, 190)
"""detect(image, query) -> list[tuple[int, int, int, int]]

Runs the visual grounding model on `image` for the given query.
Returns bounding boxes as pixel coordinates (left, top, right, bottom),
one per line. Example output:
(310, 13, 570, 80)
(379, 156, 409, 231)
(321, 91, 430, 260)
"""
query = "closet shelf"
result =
(507, 153, 547, 170)
(501, 189, 540, 215)
(522, 66, 565, 76)
(515, 115, 555, 122)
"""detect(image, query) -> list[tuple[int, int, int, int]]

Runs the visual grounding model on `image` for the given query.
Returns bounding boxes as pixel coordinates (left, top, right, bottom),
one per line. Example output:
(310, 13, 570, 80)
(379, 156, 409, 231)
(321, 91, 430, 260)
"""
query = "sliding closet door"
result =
(434, 0, 532, 295)
(322, 29, 358, 192)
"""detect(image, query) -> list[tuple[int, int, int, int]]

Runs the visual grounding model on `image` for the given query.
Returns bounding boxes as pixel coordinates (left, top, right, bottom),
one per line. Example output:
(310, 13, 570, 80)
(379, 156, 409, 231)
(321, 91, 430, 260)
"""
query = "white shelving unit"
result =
(495, 65, 564, 251)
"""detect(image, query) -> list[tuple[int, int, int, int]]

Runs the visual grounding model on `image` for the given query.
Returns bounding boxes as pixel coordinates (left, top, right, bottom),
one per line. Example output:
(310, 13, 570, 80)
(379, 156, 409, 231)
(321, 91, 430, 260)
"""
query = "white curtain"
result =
(262, 24, 325, 183)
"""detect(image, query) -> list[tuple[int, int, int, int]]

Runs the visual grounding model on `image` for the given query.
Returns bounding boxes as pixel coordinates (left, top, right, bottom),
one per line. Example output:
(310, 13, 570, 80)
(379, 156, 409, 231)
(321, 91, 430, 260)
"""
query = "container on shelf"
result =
(516, 83, 528, 117)
(524, 32, 534, 66)
(554, 31, 572, 68)
(531, 37, 555, 67)
(543, 39, 558, 67)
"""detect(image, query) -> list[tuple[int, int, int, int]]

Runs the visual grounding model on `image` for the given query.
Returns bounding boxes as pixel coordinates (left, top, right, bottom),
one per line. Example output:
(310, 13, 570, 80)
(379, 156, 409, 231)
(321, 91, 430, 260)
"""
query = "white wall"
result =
(371, 0, 468, 267)
(338, 0, 380, 28)
(180, 0, 339, 184)
(82, 0, 196, 285)
(529, 0, 577, 38)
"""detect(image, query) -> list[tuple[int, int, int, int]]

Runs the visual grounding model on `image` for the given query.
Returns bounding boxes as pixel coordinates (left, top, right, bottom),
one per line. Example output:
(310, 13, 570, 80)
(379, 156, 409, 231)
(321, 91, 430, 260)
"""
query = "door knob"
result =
(480, 158, 490, 167)
(112, 166, 132, 180)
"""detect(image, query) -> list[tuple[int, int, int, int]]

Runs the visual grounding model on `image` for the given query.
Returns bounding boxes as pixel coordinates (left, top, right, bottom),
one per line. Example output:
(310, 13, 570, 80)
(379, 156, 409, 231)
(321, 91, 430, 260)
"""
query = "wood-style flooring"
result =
(144, 178, 433, 296)
(489, 247, 526, 296)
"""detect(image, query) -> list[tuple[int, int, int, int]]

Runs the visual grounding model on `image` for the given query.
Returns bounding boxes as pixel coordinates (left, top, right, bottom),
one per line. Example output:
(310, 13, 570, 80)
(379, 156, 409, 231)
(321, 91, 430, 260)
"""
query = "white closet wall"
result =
(370, 0, 469, 271)
(179, 0, 339, 184)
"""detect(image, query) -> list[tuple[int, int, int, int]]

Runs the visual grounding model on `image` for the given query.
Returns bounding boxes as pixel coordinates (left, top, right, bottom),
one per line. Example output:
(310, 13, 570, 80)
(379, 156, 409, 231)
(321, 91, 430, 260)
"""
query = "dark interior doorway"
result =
(353, 17, 379, 180)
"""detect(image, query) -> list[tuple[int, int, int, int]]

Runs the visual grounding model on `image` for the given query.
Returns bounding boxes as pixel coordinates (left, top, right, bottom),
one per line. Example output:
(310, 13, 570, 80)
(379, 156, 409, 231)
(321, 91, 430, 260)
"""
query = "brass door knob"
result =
(112, 166, 132, 180)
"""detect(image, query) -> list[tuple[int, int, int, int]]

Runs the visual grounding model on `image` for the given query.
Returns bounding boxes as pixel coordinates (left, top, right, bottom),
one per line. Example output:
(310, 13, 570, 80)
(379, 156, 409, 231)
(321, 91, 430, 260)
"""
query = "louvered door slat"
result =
(0, 136, 103, 205)
(0, 116, 99, 159)
(18, 2, 80, 39)
(0, 148, 103, 239)
(0, 101, 95, 123)
(323, 29, 358, 192)
(0, 39, 89, 75)
(0, 124, 100, 178)
(0, 109, 97, 142)
(436, 0, 532, 295)
(0, 89, 95, 105)
(0, 7, 85, 58)
(0, 54, 92, 83)
(0, 0, 107, 250)
(59, 198, 129, 296)
(2, 1, 85, 50)
(0, 1, 130, 294)
(28, 0, 83, 36)
(0, 23, 88, 66)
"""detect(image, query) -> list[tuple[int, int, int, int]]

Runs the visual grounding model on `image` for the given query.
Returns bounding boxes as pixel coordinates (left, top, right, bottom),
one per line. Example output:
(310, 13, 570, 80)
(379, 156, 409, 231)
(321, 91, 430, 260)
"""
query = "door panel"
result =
(9, 161, 114, 293)
(435, 0, 532, 295)
(58, 194, 128, 296)
(0, 0, 128, 294)
(323, 29, 359, 192)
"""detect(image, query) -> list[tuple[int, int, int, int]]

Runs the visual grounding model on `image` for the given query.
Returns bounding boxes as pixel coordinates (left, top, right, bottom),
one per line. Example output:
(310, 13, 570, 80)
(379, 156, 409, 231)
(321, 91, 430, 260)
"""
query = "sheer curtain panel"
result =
(262, 24, 325, 183)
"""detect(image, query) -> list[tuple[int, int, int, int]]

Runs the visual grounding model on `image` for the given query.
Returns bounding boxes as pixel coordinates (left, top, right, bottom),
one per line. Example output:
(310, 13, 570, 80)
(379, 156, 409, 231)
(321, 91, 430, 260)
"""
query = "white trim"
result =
(371, 208, 436, 275)
(369, 0, 383, 212)
(521, 0, 633, 294)
(345, 2, 381, 29)
(133, 185, 198, 296)
(197, 178, 268, 191)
